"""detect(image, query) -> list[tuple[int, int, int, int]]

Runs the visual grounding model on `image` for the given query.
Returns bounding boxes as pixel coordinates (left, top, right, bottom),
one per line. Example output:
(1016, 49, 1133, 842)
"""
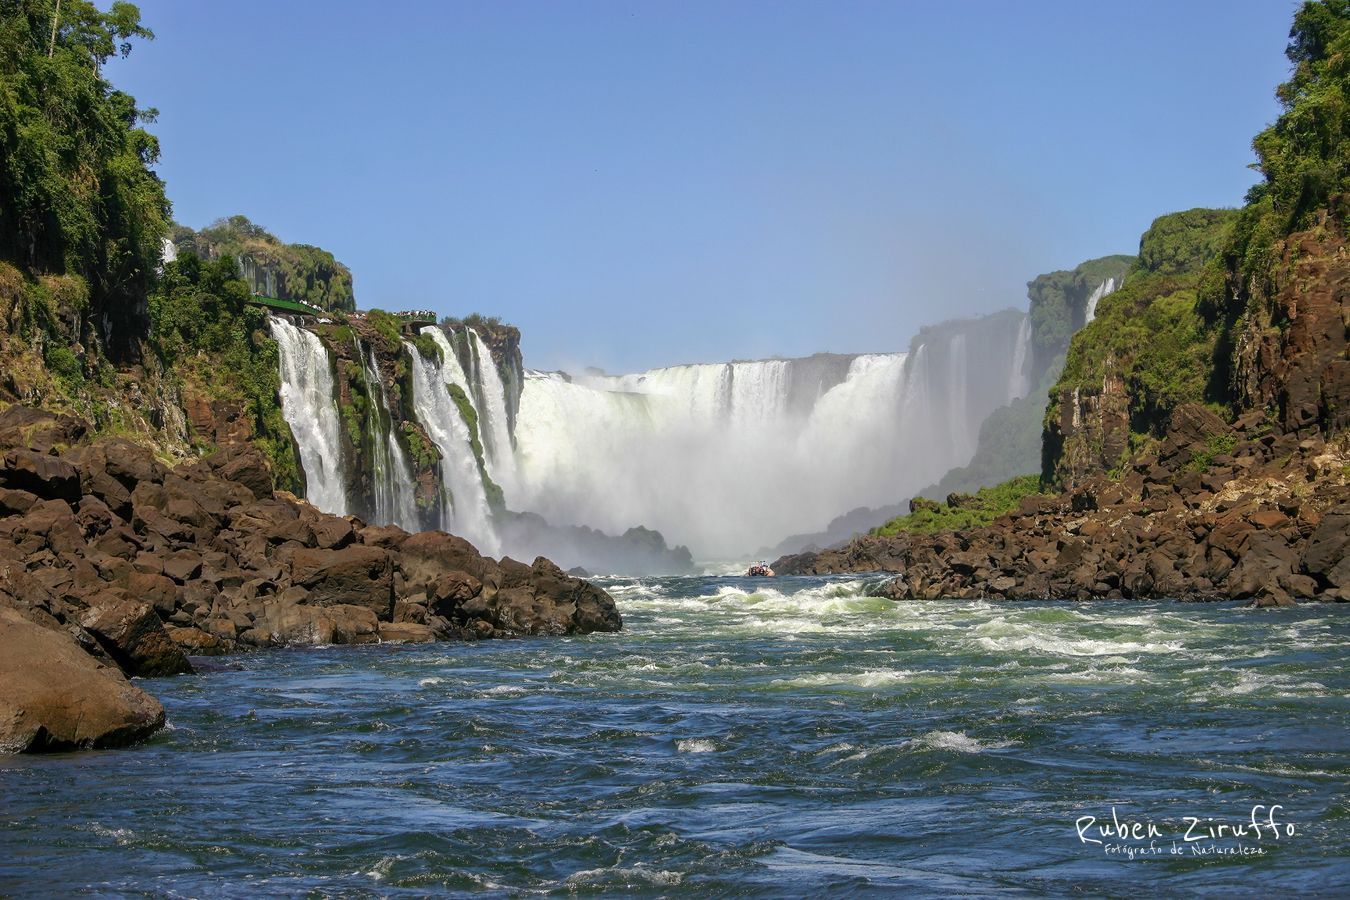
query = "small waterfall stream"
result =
(406, 334, 501, 556)
(357, 341, 418, 531)
(270, 316, 348, 515)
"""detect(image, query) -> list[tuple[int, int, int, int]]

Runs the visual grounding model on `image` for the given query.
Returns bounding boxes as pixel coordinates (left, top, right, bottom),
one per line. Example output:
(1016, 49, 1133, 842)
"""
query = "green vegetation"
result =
(401, 423, 440, 471)
(1185, 431, 1239, 473)
(1135, 208, 1237, 275)
(411, 331, 442, 363)
(365, 309, 403, 351)
(446, 381, 505, 512)
(872, 476, 1043, 537)
(1246, 0, 1350, 238)
(1026, 255, 1134, 379)
(148, 252, 301, 490)
(173, 216, 354, 312)
(447, 383, 483, 463)
(0, 0, 168, 357)
(442, 313, 502, 330)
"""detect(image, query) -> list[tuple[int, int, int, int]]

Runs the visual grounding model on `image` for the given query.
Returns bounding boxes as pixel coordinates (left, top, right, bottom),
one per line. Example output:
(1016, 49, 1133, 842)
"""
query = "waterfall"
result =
(466, 329, 517, 491)
(1083, 277, 1118, 324)
(512, 311, 1030, 556)
(1007, 314, 1032, 403)
(358, 342, 419, 531)
(406, 335, 501, 557)
(269, 316, 349, 516)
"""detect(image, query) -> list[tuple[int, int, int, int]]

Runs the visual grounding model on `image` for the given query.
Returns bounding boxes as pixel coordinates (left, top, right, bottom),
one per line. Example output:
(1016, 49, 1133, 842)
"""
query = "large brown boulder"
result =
(0, 448, 80, 502)
(289, 545, 395, 617)
(0, 606, 165, 753)
(1303, 501, 1350, 592)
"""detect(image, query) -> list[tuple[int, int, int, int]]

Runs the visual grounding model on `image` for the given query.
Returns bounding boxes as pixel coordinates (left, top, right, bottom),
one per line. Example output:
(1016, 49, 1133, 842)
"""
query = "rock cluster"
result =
(775, 405, 1349, 607)
(0, 404, 621, 751)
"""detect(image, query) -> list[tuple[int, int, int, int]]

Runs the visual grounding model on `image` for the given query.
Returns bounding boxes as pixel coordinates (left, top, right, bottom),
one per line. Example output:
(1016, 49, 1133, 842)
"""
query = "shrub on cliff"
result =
(872, 475, 1042, 537)
(148, 253, 300, 490)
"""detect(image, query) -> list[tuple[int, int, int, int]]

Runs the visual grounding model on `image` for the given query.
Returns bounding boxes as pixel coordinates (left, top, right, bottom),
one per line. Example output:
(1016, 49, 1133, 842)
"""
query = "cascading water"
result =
(274, 310, 1037, 561)
(466, 329, 517, 491)
(1007, 315, 1033, 402)
(358, 342, 419, 532)
(1083, 277, 1119, 324)
(270, 316, 348, 516)
(511, 311, 1029, 557)
(406, 333, 501, 557)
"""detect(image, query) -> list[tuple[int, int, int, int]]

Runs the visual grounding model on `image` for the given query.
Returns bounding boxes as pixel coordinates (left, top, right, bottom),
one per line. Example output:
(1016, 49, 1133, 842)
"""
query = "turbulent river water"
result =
(2, 577, 1347, 896)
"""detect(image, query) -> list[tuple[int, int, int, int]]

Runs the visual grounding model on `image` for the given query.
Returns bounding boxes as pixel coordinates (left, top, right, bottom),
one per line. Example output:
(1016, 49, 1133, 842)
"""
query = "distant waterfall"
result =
(1084, 277, 1119, 324)
(513, 313, 1030, 556)
(1007, 315, 1032, 402)
(274, 310, 1034, 560)
(270, 316, 348, 515)
(358, 342, 418, 531)
(406, 334, 501, 556)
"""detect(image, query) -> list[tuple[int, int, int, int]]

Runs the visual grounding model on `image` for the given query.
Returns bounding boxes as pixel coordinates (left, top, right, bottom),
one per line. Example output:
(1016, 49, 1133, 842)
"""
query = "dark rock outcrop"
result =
(777, 411, 1349, 607)
(0, 404, 623, 751)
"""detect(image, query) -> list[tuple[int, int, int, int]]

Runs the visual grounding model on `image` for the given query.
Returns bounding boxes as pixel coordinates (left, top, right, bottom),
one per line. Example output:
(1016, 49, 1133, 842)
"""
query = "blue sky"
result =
(110, 1, 1296, 372)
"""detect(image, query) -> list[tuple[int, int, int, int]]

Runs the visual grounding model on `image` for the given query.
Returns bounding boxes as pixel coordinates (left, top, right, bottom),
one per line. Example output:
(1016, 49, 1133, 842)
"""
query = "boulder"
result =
(379, 622, 437, 643)
(0, 606, 165, 753)
(0, 448, 80, 502)
(1302, 502, 1350, 591)
(79, 600, 194, 677)
(209, 445, 273, 499)
(289, 545, 395, 617)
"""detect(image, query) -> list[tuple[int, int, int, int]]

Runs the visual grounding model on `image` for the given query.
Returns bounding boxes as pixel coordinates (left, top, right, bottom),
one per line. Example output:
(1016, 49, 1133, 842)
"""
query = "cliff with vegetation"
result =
(0, 1, 622, 753)
(172, 216, 355, 312)
(779, 0, 1350, 606)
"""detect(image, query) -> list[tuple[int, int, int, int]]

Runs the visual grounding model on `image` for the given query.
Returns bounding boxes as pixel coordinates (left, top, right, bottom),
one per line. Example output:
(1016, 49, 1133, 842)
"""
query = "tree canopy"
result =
(0, 0, 167, 357)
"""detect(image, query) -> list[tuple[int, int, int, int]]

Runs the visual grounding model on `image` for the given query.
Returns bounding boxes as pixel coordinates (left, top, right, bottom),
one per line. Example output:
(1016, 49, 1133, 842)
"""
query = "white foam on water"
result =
(772, 669, 923, 689)
(909, 730, 1016, 753)
(417, 677, 444, 687)
(676, 738, 717, 753)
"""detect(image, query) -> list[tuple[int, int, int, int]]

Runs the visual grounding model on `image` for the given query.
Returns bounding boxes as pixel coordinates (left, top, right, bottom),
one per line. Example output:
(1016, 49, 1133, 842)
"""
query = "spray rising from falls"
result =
(512, 312, 1032, 556)
(270, 316, 348, 516)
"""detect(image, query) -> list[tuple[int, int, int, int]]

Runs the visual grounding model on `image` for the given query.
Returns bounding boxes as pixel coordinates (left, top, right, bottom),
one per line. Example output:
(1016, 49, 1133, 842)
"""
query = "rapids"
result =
(2, 579, 1345, 895)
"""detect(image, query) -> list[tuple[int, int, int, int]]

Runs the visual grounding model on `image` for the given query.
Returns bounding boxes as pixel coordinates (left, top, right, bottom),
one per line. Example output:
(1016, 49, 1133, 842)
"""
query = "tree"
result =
(0, 0, 168, 358)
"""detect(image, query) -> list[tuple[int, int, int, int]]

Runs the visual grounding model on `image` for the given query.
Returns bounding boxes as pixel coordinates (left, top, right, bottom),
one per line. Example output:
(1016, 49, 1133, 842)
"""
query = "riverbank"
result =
(0, 404, 620, 752)
(776, 404, 1349, 606)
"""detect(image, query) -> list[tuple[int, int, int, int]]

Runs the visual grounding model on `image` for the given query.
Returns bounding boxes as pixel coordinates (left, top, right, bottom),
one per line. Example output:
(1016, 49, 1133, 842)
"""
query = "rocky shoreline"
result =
(775, 404, 1349, 607)
(0, 404, 621, 753)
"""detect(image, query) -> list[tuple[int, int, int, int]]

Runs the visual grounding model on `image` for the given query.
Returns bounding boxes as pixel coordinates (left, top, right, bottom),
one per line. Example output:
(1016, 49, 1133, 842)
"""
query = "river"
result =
(2, 576, 1346, 896)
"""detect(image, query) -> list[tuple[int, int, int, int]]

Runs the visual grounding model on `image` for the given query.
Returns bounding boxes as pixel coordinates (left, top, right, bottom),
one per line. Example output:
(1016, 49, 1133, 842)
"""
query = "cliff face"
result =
(173, 217, 356, 313)
(1229, 201, 1349, 435)
(1026, 254, 1135, 384)
(1042, 209, 1240, 488)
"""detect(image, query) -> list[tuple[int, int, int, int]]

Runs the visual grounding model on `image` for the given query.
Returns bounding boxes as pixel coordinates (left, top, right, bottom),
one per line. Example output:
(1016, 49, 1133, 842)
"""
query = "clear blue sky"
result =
(109, 0, 1296, 373)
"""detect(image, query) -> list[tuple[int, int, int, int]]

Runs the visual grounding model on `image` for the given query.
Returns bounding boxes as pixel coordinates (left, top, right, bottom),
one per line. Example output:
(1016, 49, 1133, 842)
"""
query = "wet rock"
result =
(379, 622, 437, 643)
